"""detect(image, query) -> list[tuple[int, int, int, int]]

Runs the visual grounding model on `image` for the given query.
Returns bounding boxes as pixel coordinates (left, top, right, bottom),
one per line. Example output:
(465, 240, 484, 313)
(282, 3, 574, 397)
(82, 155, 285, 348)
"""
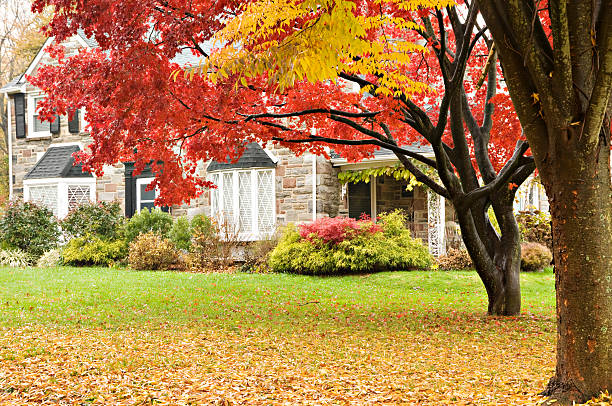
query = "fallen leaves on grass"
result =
(0, 321, 555, 405)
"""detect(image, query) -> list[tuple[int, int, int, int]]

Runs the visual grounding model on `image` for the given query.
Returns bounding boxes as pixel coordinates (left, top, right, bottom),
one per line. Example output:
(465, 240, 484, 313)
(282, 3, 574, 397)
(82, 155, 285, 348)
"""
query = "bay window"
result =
(209, 168, 275, 240)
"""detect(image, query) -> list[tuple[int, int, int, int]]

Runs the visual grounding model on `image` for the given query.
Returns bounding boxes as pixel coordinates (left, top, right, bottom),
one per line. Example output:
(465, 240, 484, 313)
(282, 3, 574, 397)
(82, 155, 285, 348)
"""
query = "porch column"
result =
(427, 189, 446, 256)
(370, 175, 377, 221)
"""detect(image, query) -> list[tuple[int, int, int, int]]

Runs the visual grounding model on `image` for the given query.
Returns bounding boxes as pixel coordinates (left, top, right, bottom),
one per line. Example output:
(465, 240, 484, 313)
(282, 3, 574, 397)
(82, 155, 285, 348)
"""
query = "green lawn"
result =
(0, 267, 556, 405)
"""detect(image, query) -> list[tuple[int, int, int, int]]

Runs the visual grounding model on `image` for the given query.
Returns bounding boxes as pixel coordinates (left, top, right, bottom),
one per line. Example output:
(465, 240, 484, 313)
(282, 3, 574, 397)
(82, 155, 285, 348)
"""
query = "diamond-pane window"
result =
(29, 185, 58, 217)
(67, 185, 91, 211)
(209, 168, 275, 240)
(238, 172, 252, 233)
(222, 172, 234, 222)
(210, 173, 219, 216)
(257, 170, 274, 233)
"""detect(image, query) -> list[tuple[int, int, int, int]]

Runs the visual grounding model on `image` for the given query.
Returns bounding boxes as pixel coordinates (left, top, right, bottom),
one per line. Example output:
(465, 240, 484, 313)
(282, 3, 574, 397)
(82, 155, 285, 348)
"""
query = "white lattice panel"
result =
(29, 185, 58, 217)
(67, 185, 91, 211)
(238, 172, 252, 232)
(427, 190, 446, 257)
(257, 170, 274, 233)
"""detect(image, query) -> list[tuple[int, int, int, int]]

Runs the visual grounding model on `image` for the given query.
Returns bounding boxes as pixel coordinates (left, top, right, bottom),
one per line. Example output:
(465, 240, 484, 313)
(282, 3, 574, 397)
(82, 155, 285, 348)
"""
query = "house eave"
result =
(331, 153, 435, 169)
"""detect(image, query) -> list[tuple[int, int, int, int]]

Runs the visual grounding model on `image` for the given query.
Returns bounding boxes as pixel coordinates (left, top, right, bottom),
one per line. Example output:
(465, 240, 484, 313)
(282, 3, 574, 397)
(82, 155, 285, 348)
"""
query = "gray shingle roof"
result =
(25, 145, 92, 180)
(207, 143, 276, 172)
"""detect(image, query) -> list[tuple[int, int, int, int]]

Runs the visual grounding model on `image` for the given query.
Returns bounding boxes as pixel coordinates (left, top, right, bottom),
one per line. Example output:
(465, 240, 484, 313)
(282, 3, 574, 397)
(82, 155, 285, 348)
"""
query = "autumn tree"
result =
(29, 0, 532, 315)
(0, 0, 47, 202)
(473, 1, 612, 404)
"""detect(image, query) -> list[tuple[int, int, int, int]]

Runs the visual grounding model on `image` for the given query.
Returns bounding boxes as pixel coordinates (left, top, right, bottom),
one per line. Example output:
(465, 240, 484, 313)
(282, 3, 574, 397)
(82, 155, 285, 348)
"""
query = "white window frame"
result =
(136, 177, 159, 213)
(27, 93, 52, 139)
(24, 177, 96, 219)
(209, 168, 276, 241)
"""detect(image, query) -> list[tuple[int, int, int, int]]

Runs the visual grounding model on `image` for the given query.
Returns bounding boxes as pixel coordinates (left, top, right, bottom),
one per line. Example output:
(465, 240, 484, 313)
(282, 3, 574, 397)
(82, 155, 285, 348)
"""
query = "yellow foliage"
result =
(183, 0, 454, 95)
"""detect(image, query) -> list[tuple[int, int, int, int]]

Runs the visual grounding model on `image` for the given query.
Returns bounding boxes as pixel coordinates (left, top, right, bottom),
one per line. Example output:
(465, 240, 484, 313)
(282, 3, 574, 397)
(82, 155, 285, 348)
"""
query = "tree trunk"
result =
(456, 204, 522, 316)
(540, 132, 612, 404)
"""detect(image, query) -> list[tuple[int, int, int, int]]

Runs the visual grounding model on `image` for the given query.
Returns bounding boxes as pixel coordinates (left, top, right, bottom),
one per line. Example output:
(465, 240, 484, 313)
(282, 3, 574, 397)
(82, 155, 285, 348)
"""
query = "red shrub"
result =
(298, 216, 381, 244)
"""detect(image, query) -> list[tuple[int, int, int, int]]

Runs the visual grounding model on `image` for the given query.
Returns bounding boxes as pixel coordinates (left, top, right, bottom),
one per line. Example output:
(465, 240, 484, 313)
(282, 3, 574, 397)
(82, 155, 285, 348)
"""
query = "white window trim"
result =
(27, 93, 52, 139)
(209, 168, 276, 241)
(24, 177, 96, 218)
(136, 177, 159, 213)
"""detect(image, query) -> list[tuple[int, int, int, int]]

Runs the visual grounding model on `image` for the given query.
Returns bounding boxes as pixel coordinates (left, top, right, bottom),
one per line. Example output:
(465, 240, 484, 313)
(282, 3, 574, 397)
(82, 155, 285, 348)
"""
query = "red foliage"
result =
(298, 216, 381, 245)
(26, 0, 527, 205)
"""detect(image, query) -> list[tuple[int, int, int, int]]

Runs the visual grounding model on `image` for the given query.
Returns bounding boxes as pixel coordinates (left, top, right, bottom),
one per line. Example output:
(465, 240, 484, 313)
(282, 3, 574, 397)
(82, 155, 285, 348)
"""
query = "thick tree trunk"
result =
(540, 139, 612, 404)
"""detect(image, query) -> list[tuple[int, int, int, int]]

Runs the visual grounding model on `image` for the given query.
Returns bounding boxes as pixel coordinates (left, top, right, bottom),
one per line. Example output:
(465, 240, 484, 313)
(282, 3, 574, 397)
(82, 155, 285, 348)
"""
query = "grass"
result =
(0, 267, 556, 405)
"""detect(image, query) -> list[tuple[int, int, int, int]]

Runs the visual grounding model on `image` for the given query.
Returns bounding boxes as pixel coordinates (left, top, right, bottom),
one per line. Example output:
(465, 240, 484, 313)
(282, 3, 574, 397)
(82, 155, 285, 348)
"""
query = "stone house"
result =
(1, 32, 549, 255)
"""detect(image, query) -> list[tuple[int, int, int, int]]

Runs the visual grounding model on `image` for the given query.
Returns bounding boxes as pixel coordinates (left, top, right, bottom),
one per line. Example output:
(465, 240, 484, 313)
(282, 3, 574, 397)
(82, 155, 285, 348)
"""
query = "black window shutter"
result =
(68, 109, 80, 133)
(14, 94, 26, 139)
(50, 114, 60, 134)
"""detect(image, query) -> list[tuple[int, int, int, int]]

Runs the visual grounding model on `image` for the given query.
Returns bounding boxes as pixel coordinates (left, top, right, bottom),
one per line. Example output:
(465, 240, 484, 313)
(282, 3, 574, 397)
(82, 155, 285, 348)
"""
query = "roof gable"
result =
(207, 143, 277, 172)
(24, 145, 92, 180)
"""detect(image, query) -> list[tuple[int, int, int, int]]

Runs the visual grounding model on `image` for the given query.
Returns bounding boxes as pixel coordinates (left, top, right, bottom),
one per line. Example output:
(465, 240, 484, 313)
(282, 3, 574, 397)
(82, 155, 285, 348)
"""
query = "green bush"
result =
(169, 216, 192, 250)
(128, 232, 179, 270)
(0, 201, 60, 258)
(124, 208, 173, 242)
(269, 211, 432, 275)
(61, 236, 127, 266)
(436, 249, 473, 270)
(520, 242, 552, 272)
(191, 214, 215, 237)
(0, 249, 33, 267)
(516, 210, 552, 249)
(61, 202, 124, 240)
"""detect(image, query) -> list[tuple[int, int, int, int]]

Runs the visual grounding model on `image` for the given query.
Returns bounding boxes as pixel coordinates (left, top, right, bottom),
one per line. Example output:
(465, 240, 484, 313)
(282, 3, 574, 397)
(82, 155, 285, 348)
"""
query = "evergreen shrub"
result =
(61, 236, 127, 266)
(0, 201, 60, 258)
(124, 208, 173, 242)
(269, 210, 432, 275)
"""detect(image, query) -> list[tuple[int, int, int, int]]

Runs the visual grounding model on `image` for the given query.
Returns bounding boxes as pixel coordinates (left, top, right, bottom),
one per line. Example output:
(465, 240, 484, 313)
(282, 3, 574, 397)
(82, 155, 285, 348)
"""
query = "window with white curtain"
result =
(209, 169, 275, 240)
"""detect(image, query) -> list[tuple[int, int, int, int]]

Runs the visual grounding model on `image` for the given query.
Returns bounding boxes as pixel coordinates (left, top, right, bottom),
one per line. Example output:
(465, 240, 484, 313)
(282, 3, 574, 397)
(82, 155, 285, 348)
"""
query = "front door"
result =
(348, 182, 371, 219)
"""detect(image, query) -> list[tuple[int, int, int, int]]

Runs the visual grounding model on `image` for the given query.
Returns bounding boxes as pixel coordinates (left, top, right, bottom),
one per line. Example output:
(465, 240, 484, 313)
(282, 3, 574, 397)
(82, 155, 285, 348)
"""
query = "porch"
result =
(345, 175, 459, 256)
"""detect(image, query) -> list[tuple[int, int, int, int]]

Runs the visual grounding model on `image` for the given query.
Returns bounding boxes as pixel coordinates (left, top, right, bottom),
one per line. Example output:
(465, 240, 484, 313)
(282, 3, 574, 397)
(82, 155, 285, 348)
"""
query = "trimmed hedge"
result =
(61, 236, 127, 266)
(269, 211, 432, 275)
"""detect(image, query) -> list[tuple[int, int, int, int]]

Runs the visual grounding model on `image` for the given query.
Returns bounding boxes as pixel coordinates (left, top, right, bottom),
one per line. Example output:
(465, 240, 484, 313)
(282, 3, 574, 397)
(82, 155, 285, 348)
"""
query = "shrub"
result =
(188, 216, 240, 271)
(0, 249, 33, 267)
(36, 249, 62, 267)
(191, 214, 216, 237)
(516, 210, 552, 249)
(0, 201, 60, 258)
(436, 249, 473, 270)
(520, 242, 552, 272)
(61, 236, 127, 266)
(269, 211, 432, 275)
(128, 232, 179, 270)
(299, 215, 381, 244)
(169, 216, 192, 250)
(61, 202, 124, 240)
(124, 208, 173, 242)
(240, 233, 280, 273)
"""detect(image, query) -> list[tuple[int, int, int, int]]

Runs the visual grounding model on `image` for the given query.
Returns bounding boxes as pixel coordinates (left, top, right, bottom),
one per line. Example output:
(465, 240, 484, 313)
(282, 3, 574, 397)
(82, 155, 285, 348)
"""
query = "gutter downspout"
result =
(7, 96, 12, 200)
(312, 153, 317, 221)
